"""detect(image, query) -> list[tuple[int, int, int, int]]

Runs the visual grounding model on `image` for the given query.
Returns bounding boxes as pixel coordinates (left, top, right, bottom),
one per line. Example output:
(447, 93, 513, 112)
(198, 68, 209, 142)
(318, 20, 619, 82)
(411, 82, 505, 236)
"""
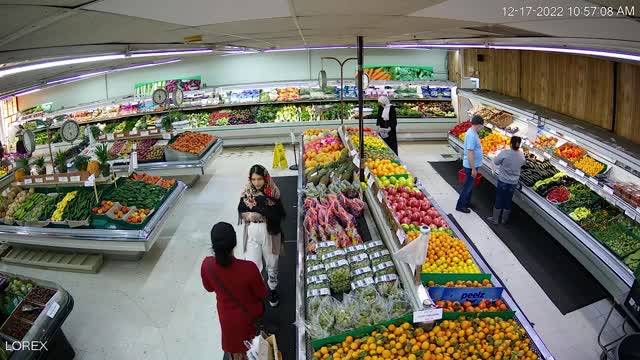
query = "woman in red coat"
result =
(201, 222, 268, 359)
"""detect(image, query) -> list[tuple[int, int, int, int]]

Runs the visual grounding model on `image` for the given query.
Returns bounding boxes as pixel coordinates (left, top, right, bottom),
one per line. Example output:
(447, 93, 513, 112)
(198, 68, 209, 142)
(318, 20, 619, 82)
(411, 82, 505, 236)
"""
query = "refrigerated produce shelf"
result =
(341, 127, 554, 359)
(448, 134, 635, 302)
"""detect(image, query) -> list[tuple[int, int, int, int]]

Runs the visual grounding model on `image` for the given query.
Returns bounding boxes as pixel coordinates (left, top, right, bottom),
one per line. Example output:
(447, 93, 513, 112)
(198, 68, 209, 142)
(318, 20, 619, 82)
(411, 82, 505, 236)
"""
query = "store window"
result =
(0, 97, 18, 143)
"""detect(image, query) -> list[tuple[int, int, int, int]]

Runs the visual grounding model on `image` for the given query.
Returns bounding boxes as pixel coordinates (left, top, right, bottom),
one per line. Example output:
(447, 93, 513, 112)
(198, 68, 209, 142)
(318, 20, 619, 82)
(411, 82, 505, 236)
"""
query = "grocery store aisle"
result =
(399, 141, 627, 360)
(0, 146, 296, 360)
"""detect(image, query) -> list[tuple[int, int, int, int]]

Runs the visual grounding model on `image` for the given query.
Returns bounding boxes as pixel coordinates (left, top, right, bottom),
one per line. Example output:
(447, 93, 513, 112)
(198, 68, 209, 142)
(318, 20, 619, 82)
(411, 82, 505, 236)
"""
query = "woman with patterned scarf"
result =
(238, 164, 286, 307)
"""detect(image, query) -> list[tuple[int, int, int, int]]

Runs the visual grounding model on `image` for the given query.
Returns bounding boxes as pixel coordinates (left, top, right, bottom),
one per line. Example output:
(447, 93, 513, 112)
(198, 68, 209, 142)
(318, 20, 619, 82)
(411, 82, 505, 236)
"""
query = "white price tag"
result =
(141, 131, 149, 136)
(350, 149, 357, 156)
(129, 129, 138, 136)
(543, 152, 551, 159)
(307, 288, 331, 298)
(486, 123, 494, 129)
(367, 175, 375, 187)
(364, 168, 371, 177)
(350, 253, 369, 263)
(558, 160, 568, 167)
(23, 178, 32, 184)
(150, 128, 159, 134)
(317, 241, 335, 249)
(35, 178, 43, 183)
(115, 133, 124, 138)
(575, 169, 585, 177)
(603, 186, 614, 195)
(352, 155, 360, 168)
(377, 191, 384, 203)
(346, 244, 365, 253)
(373, 261, 394, 272)
(309, 274, 329, 284)
(45, 176, 55, 182)
(370, 250, 390, 260)
(70, 175, 81, 182)
(106, 133, 114, 140)
(162, 132, 171, 140)
(588, 177, 598, 185)
(375, 274, 398, 283)
(396, 229, 406, 244)
(352, 267, 372, 276)
(58, 176, 69, 183)
(46, 302, 60, 318)
(549, 129, 557, 135)
(364, 240, 384, 250)
(625, 209, 635, 218)
(413, 308, 443, 323)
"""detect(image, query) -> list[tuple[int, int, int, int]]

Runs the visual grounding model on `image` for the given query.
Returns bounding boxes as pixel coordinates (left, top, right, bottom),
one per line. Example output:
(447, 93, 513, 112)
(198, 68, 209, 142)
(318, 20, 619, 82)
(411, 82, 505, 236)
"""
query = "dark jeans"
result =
(495, 180, 517, 210)
(456, 167, 477, 210)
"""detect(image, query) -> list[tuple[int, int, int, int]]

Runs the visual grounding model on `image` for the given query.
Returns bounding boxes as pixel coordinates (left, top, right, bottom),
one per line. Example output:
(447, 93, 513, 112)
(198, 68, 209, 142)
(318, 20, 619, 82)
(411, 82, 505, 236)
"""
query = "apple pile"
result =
(383, 185, 449, 229)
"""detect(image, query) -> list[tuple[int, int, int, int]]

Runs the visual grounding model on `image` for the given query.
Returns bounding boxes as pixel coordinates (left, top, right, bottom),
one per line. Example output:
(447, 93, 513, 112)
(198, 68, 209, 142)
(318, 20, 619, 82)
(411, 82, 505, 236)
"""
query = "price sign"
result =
(106, 133, 114, 141)
(70, 175, 81, 182)
(588, 177, 598, 185)
(350, 149, 357, 156)
(364, 168, 371, 178)
(543, 152, 551, 159)
(603, 186, 614, 195)
(46, 302, 60, 318)
(149, 129, 159, 134)
(140, 131, 149, 137)
(375, 274, 398, 283)
(558, 160, 568, 167)
(377, 191, 384, 203)
(352, 155, 360, 168)
(129, 129, 138, 136)
(413, 308, 443, 323)
(24, 178, 32, 184)
(486, 123, 494, 129)
(575, 169, 585, 177)
(115, 133, 124, 138)
(367, 175, 375, 187)
(58, 176, 68, 183)
(45, 176, 55, 182)
(162, 132, 171, 140)
(396, 229, 406, 244)
(35, 178, 43, 184)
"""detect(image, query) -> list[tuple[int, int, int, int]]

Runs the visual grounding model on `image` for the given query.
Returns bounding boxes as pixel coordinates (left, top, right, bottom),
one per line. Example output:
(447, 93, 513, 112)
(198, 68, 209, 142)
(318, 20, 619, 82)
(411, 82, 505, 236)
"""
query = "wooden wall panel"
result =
(615, 63, 640, 143)
(447, 50, 461, 86)
(460, 49, 520, 97)
(520, 51, 615, 130)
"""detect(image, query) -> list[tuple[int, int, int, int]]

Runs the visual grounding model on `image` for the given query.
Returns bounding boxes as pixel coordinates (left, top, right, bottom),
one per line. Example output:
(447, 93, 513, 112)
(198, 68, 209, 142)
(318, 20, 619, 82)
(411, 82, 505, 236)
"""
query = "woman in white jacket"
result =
(238, 164, 285, 307)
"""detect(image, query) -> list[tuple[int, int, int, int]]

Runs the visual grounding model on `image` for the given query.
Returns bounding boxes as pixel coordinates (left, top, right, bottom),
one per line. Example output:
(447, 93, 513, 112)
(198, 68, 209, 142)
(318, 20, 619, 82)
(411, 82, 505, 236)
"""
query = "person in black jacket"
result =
(376, 96, 398, 154)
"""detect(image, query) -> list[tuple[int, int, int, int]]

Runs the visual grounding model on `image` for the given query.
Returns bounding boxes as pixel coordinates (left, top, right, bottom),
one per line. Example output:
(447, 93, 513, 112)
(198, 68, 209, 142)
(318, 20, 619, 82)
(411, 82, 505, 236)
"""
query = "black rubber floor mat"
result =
(260, 176, 298, 359)
(429, 160, 607, 314)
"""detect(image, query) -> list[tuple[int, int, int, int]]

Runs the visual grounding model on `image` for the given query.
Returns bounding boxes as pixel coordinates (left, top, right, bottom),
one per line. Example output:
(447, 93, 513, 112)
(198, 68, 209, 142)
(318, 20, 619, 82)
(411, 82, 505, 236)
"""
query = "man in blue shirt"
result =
(456, 115, 484, 213)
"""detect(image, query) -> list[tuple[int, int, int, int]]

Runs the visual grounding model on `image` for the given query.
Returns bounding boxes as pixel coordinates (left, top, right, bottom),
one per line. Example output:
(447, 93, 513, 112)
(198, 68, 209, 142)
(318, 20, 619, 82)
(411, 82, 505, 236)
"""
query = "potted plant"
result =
(34, 157, 46, 175)
(54, 151, 67, 174)
(74, 155, 90, 172)
(95, 143, 110, 177)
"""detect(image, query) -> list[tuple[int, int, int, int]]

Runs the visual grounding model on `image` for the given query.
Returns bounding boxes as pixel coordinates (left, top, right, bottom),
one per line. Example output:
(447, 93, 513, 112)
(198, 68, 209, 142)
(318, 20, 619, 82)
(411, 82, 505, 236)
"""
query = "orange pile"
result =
(169, 132, 215, 154)
(423, 233, 479, 274)
(313, 318, 538, 360)
(364, 159, 407, 177)
(481, 133, 509, 155)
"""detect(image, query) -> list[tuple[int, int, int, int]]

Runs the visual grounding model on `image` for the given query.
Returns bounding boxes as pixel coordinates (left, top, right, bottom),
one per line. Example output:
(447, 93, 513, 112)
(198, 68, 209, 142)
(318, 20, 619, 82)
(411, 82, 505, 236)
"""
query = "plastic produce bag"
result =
(326, 259, 351, 293)
(334, 293, 357, 333)
(394, 227, 430, 265)
(305, 296, 336, 338)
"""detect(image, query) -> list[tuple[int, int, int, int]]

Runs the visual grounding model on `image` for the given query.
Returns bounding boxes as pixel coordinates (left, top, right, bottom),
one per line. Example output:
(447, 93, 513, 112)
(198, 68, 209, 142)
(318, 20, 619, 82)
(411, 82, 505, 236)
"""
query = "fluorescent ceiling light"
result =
(263, 45, 392, 53)
(387, 43, 483, 49)
(0, 54, 125, 78)
(129, 49, 212, 58)
(45, 58, 182, 86)
(13, 87, 42, 97)
(46, 70, 109, 85)
(490, 45, 640, 62)
(221, 50, 260, 56)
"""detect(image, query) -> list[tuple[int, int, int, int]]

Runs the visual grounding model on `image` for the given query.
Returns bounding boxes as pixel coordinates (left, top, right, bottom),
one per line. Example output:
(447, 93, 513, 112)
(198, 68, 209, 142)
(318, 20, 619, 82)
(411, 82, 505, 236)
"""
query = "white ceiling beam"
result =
(287, 0, 306, 46)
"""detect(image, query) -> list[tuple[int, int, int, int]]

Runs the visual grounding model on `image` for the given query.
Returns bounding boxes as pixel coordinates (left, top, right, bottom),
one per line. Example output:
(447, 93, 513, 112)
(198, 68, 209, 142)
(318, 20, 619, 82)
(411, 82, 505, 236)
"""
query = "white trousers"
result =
(245, 222, 279, 290)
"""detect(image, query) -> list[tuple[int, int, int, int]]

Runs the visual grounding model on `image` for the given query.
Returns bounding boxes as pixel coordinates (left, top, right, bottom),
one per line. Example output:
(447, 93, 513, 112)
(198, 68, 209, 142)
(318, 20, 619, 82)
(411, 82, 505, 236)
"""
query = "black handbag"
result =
(208, 261, 265, 332)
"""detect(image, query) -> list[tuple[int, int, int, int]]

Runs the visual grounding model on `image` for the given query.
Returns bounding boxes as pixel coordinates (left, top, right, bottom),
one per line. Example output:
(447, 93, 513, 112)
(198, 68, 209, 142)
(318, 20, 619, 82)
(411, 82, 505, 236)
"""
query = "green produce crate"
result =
(421, 273, 492, 287)
(311, 313, 412, 350)
(441, 310, 515, 320)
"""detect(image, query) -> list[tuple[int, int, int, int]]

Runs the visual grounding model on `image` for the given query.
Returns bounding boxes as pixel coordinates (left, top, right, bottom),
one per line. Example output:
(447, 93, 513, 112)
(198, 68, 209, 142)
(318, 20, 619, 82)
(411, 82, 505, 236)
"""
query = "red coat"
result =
(201, 256, 267, 353)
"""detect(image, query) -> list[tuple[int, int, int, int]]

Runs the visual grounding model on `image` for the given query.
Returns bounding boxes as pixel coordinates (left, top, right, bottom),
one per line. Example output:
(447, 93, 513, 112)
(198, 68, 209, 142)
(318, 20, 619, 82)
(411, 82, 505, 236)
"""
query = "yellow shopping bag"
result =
(272, 143, 280, 169)
(272, 143, 289, 169)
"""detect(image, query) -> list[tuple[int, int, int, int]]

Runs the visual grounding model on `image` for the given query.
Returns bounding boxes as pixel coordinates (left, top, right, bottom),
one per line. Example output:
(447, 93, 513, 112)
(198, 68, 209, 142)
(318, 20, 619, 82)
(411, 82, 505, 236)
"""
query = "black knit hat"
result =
(471, 115, 484, 125)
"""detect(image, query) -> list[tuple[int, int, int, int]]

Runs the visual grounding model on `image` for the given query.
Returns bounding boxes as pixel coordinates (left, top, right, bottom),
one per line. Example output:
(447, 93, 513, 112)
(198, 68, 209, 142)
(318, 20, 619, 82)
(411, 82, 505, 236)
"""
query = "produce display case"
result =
(0, 178, 187, 258)
(448, 88, 640, 302)
(109, 136, 222, 177)
(294, 126, 553, 360)
(338, 125, 554, 359)
(26, 80, 458, 147)
(0, 272, 74, 360)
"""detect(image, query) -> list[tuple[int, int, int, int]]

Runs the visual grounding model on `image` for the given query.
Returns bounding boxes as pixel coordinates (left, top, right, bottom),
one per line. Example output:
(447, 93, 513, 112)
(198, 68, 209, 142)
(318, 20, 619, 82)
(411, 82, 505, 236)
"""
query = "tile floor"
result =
(0, 142, 633, 360)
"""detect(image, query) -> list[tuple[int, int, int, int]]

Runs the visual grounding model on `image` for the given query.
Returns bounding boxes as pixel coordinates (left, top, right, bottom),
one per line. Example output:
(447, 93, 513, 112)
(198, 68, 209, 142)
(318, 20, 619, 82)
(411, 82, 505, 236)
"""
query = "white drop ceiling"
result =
(0, 0, 638, 96)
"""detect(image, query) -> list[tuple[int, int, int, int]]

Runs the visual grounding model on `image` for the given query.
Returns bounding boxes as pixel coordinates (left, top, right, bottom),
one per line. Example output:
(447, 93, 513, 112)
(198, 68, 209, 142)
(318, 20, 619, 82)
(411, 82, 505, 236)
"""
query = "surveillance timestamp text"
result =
(502, 6, 635, 17)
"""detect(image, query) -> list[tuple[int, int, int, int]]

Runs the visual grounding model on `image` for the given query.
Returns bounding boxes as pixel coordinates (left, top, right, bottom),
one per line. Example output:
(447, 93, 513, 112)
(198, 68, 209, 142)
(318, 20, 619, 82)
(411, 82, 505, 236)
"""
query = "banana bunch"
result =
(51, 191, 78, 221)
